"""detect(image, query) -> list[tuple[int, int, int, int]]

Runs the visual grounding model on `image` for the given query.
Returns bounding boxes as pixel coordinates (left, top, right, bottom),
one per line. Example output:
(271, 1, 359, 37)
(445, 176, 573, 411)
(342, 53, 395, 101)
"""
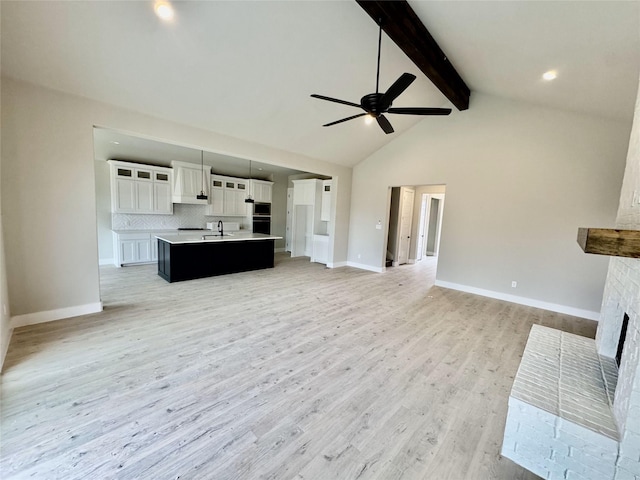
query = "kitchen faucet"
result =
(218, 220, 223, 237)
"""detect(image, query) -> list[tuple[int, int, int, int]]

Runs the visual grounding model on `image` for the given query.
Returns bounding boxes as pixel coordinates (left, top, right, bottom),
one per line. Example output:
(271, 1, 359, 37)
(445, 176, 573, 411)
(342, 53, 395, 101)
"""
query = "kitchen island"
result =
(155, 233, 282, 283)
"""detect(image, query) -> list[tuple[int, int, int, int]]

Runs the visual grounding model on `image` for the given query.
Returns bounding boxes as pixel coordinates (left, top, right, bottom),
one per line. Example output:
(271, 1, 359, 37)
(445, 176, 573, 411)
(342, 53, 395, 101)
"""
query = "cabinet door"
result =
(153, 172, 173, 214)
(150, 238, 158, 262)
(135, 239, 151, 262)
(136, 181, 154, 213)
(263, 184, 272, 203)
(120, 240, 137, 264)
(253, 182, 272, 203)
(321, 183, 331, 222)
(293, 181, 314, 205)
(206, 188, 225, 216)
(223, 189, 235, 216)
(153, 182, 172, 214)
(115, 179, 136, 212)
(235, 190, 248, 215)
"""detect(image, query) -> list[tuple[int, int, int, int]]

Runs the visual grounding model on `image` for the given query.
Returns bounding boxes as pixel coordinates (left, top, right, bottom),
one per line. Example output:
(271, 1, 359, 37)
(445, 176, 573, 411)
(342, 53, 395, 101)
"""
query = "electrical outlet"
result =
(2, 304, 7, 316)
(634, 190, 640, 206)
(358, 254, 361, 259)
(511, 281, 517, 288)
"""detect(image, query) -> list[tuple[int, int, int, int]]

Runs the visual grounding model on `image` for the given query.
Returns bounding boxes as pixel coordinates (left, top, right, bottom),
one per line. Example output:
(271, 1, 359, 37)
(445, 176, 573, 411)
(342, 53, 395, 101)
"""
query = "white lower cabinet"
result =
(113, 232, 160, 267)
(312, 235, 329, 264)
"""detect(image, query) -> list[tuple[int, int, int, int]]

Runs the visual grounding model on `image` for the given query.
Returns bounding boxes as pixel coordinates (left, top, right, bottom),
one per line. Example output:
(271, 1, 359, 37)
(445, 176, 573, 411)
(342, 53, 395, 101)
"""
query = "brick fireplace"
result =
(502, 74, 640, 479)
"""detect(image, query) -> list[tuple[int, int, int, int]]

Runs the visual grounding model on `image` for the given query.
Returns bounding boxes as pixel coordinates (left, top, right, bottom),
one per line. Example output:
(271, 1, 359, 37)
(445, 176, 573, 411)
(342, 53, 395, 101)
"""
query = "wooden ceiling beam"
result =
(356, 0, 470, 111)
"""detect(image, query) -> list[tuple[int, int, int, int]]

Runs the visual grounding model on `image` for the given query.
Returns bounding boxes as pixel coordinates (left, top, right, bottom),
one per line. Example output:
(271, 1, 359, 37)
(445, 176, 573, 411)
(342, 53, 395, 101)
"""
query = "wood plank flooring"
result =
(1, 254, 597, 479)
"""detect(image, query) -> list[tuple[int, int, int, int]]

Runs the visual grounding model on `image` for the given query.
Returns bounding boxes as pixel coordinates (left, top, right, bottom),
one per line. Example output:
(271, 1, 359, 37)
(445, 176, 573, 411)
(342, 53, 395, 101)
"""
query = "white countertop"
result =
(155, 232, 282, 244)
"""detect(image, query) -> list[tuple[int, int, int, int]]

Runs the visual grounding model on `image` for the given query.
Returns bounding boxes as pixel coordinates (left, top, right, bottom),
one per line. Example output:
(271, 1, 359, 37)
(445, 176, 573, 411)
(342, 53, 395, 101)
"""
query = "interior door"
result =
(397, 187, 415, 265)
(286, 188, 293, 252)
(416, 194, 427, 262)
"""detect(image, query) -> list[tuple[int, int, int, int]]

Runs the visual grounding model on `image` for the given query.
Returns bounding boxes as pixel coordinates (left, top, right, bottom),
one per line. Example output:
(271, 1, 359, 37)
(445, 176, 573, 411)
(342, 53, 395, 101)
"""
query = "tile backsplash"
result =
(112, 204, 248, 230)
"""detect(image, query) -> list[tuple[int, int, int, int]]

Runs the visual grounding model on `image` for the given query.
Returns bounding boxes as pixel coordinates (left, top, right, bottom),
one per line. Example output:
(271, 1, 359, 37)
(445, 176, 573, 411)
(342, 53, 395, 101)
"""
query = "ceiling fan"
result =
(311, 22, 452, 134)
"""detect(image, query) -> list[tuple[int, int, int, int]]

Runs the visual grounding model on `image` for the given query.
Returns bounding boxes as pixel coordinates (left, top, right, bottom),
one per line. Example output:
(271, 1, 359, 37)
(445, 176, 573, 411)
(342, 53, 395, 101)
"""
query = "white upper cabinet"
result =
(171, 160, 210, 205)
(206, 175, 251, 216)
(321, 180, 332, 222)
(109, 161, 174, 215)
(250, 179, 273, 204)
(292, 179, 320, 206)
(206, 175, 225, 216)
(153, 171, 173, 214)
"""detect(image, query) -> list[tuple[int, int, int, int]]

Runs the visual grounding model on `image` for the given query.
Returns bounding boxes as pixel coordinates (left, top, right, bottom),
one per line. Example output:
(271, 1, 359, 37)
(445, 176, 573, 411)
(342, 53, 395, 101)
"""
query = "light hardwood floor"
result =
(1, 254, 596, 479)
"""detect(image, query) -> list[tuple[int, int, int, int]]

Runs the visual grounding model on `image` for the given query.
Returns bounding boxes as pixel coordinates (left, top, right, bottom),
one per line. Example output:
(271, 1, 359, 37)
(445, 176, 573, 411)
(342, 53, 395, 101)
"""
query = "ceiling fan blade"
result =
(382, 73, 416, 104)
(376, 115, 394, 134)
(311, 94, 361, 109)
(387, 107, 452, 116)
(323, 113, 367, 127)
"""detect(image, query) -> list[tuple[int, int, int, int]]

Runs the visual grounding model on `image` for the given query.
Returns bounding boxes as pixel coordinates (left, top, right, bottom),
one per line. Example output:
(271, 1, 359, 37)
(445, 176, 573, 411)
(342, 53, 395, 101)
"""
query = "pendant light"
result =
(196, 150, 208, 200)
(244, 159, 255, 204)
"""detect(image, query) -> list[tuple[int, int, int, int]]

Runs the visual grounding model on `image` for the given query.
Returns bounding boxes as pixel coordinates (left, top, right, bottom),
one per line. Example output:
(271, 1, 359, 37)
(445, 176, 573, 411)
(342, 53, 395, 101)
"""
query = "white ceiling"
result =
(2, 1, 639, 169)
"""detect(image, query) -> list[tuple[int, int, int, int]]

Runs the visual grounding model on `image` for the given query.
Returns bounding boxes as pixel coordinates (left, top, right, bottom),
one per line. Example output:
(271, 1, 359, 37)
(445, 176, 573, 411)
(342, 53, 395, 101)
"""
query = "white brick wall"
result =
(502, 326, 619, 480)
(595, 74, 640, 480)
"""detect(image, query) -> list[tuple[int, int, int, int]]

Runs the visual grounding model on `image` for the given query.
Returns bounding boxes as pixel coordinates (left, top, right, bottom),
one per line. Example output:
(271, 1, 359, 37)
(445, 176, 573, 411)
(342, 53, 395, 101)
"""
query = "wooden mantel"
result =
(577, 228, 640, 258)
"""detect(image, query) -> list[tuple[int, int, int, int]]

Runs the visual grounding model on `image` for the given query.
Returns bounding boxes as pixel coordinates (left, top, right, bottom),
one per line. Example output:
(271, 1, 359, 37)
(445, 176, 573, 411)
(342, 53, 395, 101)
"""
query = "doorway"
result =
(385, 185, 446, 269)
(424, 194, 445, 257)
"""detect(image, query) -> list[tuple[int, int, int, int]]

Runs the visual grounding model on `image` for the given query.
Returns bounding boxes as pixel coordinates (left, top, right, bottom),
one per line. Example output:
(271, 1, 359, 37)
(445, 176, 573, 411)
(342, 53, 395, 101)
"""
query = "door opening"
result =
(385, 185, 446, 272)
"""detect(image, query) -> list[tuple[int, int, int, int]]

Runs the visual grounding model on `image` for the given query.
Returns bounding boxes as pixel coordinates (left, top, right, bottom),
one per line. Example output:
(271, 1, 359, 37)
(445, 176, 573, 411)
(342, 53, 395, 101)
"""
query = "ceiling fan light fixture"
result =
(310, 21, 451, 135)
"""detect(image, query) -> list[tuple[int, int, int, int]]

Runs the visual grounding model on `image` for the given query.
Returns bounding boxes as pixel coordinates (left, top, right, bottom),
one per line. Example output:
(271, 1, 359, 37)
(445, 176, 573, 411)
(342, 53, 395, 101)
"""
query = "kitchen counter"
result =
(155, 233, 282, 245)
(156, 233, 282, 283)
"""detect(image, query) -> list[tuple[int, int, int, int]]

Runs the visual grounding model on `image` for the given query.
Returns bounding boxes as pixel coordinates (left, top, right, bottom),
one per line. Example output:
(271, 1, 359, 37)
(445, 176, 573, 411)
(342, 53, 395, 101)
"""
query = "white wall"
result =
(271, 172, 288, 250)
(1, 77, 352, 320)
(348, 92, 630, 316)
(94, 159, 113, 264)
(0, 51, 12, 369)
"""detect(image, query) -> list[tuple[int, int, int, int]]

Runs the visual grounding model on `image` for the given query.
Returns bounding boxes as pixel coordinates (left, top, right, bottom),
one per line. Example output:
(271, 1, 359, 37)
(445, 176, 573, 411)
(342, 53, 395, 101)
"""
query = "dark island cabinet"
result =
(157, 238, 275, 283)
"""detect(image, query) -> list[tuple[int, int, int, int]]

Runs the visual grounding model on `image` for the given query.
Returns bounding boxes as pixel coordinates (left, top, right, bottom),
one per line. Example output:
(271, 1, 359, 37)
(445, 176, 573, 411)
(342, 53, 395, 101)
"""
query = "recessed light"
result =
(364, 115, 375, 125)
(542, 70, 557, 81)
(154, 1, 174, 20)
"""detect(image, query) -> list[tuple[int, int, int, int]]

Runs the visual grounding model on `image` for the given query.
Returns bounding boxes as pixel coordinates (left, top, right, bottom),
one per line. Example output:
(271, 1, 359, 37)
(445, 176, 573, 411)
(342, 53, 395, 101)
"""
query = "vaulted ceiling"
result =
(2, 1, 639, 167)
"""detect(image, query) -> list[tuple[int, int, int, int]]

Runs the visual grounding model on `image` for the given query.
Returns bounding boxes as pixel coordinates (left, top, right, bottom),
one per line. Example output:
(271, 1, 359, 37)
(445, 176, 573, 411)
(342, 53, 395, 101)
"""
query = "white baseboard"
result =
(434, 280, 600, 321)
(99, 258, 115, 266)
(408, 259, 416, 264)
(10, 302, 104, 329)
(275, 248, 286, 253)
(346, 261, 385, 273)
(327, 261, 347, 268)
